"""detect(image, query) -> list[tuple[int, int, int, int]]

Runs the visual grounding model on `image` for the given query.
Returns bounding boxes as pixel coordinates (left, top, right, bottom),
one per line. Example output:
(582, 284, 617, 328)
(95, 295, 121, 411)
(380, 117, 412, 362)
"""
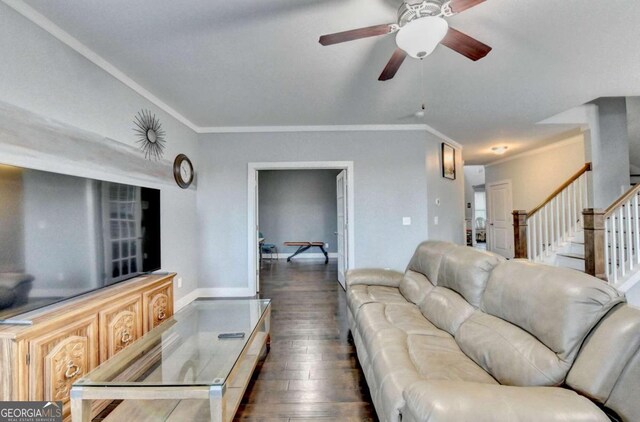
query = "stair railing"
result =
(513, 163, 592, 261)
(586, 184, 640, 285)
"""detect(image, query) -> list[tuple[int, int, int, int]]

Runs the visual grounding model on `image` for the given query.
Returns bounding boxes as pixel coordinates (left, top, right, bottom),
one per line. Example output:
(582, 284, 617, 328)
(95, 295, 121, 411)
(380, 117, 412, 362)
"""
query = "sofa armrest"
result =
(345, 268, 404, 289)
(402, 381, 608, 422)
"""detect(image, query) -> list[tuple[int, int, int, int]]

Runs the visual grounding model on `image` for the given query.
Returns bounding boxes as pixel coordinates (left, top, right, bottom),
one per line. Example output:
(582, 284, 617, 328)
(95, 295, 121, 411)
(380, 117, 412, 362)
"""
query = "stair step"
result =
(556, 252, 586, 272)
(557, 252, 585, 261)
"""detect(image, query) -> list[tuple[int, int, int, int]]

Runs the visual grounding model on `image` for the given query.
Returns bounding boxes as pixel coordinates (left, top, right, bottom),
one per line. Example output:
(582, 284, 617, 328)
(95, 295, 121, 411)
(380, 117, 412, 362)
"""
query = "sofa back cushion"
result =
(456, 260, 624, 386)
(436, 246, 504, 308)
(399, 270, 434, 305)
(566, 304, 640, 422)
(400, 241, 503, 306)
(419, 287, 475, 335)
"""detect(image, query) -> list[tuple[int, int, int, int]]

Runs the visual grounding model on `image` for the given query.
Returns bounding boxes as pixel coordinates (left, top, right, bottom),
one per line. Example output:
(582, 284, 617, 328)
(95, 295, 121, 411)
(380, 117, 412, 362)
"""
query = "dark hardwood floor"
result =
(234, 259, 377, 421)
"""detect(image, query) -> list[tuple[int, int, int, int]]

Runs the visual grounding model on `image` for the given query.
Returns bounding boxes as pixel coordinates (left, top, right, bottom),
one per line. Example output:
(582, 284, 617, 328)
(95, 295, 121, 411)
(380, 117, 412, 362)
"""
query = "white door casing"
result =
(336, 170, 348, 289)
(255, 171, 260, 293)
(247, 162, 355, 295)
(487, 180, 514, 259)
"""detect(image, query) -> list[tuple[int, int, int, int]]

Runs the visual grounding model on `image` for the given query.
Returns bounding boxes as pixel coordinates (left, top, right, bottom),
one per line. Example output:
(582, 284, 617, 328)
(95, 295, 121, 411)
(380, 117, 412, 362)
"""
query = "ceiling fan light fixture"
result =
(396, 16, 449, 59)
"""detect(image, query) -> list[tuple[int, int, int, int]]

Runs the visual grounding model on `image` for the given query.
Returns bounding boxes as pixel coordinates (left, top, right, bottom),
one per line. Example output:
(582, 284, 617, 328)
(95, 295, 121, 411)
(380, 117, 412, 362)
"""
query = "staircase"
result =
(514, 164, 640, 293)
(552, 230, 586, 272)
(513, 163, 591, 271)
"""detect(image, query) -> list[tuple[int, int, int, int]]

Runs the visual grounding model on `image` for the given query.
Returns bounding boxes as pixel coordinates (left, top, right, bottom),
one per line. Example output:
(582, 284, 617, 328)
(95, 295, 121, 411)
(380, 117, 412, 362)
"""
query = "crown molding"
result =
(4, 0, 461, 149)
(1, 0, 200, 133)
(197, 124, 462, 149)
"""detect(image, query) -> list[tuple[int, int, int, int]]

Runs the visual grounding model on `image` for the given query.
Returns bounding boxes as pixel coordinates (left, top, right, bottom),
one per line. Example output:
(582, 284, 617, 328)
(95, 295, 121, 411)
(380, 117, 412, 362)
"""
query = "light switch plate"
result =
(403, 217, 411, 226)
(434, 216, 439, 225)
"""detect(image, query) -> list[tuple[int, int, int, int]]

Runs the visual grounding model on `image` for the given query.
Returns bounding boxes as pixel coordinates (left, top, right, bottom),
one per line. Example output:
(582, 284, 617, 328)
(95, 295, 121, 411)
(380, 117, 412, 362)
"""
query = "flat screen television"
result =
(0, 164, 161, 321)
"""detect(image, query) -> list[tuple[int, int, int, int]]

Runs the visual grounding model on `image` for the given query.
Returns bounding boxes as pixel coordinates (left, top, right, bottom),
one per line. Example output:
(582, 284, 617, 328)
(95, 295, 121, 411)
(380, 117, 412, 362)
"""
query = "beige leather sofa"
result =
(347, 241, 640, 422)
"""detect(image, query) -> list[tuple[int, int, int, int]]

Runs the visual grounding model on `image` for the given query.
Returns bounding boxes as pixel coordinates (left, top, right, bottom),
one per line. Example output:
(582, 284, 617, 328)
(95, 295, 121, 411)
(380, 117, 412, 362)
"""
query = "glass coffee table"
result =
(70, 299, 271, 422)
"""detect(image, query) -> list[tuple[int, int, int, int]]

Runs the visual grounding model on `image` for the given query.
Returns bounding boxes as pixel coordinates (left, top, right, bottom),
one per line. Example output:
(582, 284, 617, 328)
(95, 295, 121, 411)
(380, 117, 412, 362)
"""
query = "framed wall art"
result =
(441, 142, 456, 180)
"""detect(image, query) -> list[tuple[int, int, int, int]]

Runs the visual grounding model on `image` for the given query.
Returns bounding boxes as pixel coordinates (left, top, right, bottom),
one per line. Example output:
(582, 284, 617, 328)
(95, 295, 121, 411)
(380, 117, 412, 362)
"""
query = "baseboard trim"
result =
(174, 287, 257, 310)
(198, 287, 256, 297)
(174, 288, 200, 311)
(264, 253, 338, 260)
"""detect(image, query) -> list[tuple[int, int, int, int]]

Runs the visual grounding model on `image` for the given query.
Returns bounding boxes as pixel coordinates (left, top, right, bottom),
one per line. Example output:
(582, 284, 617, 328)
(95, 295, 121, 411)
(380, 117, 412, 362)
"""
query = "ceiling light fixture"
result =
(491, 146, 509, 155)
(395, 16, 449, 59)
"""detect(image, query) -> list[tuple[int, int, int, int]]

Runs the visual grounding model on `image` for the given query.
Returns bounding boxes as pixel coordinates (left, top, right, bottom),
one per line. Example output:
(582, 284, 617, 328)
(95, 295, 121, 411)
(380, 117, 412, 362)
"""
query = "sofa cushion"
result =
(404, 241, 455, 286)
(356, 303, 449, 356)
(481, 260, 624, 362)
(408, 335, 497, 385)
(384, 303, 447, 337)
(368, 329, 495, 422)
(419, 287, 475, 335)
(399, 270, 434, 305)
(457, 311, 569, 386)
(436, 247, 504, 307)
(566, 304, 640, 404)
(347, 285, 409, 318)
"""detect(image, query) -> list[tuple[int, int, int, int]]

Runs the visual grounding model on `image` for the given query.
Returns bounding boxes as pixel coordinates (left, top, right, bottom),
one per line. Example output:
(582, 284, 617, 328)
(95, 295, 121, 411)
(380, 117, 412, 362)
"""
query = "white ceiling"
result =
(18, 0, 640, 163)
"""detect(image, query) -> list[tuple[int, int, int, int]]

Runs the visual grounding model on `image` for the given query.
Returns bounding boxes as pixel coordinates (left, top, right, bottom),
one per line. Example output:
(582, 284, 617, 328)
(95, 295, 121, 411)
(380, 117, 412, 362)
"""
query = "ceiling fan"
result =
(319, 0, 492, 81)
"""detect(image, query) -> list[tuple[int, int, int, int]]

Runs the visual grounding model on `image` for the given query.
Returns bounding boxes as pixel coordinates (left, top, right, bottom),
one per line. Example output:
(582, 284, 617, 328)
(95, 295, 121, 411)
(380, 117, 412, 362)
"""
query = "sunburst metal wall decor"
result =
(133, 109, 166, 160)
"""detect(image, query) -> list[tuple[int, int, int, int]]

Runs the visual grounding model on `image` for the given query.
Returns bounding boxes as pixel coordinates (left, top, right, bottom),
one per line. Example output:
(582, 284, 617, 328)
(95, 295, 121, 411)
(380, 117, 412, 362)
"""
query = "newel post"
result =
(512, 210, 528, 259)
(583, 209, 606, 280)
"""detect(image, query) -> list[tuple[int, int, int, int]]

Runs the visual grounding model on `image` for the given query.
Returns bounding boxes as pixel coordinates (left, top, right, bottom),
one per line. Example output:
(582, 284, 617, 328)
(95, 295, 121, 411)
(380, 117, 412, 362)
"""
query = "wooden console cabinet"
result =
(0, 273, 175, 420)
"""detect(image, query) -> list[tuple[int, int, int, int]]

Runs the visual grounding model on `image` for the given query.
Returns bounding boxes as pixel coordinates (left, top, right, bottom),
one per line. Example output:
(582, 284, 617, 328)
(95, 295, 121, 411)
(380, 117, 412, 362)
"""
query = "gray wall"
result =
(259, 170, 340, 254)
(0, 166, 24, 272)
(0, 3, 199, 305)
(587, 98, 631, 208)
(485, 134, 586, 212)
(196, 131, 464, 291)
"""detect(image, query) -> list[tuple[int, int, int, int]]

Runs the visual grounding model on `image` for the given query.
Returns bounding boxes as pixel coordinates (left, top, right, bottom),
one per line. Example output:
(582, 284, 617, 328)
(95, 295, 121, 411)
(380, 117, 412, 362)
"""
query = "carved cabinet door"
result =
(28, 314, 98, 420)
(98, 295, 143, 361)
(142, 280, 173, 332)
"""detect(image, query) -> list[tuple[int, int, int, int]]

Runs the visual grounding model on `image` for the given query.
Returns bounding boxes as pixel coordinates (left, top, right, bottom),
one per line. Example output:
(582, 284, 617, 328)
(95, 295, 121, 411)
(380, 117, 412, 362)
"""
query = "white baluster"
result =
(526, 217, 532, 259)
(611, 214, 618, 284)
(634, 194, 640, 266)
(544, 205, 549, 256)
(619, 207, 626, 279)
(561, 189, 567, 242)
(582, 173, 589, 216)
(604, 218, 610, 281)
(579, 176, 585, 227)
(550, 198, 556, 248)
(627, 201, 633, 273)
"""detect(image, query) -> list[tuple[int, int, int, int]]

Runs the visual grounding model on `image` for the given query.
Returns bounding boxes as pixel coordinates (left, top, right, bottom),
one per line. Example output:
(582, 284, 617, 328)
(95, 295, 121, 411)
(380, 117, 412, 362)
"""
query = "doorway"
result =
(248, 162, 355, 294)
(486, 180, 514, 258)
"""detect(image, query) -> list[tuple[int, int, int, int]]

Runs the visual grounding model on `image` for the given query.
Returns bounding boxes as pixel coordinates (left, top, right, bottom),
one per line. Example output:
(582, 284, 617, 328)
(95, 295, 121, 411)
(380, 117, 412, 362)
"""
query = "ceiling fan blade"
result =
(378, 48, 407, 81)
(440, 27, 492, 61)
(319, 24, 394, 46)
(449, 0, 486, 14)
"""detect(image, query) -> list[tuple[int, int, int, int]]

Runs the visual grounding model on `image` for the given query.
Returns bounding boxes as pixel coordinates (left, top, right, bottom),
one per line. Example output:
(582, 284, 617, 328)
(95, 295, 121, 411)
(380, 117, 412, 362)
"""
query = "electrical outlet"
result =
(177, 277, 183, 288)
(402, 217, 412, 226)
(325, 242, 329, 249)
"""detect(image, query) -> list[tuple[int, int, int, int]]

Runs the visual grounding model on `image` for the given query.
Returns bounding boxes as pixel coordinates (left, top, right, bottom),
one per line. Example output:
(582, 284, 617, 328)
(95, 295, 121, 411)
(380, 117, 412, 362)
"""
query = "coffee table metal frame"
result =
(70, 300, 271, 422)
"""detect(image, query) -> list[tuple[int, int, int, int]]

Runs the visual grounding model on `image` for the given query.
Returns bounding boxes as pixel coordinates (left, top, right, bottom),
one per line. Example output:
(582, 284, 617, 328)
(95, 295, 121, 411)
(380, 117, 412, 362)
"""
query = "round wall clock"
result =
(173, 154, 194, 189)
(133, 109, 166, 160)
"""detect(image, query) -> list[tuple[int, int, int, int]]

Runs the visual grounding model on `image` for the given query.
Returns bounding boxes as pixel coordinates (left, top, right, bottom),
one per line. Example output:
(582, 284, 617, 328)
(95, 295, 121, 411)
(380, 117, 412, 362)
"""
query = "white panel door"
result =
(336, 170, 348, 289)
(255, 171, 260, 293)
(487, 181, 514, 258)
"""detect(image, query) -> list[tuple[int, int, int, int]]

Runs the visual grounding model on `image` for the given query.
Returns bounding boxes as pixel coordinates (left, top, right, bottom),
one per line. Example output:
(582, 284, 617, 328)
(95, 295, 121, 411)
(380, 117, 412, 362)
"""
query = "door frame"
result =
(486, 179, 514, 258)
(247, 161, 355, 294)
